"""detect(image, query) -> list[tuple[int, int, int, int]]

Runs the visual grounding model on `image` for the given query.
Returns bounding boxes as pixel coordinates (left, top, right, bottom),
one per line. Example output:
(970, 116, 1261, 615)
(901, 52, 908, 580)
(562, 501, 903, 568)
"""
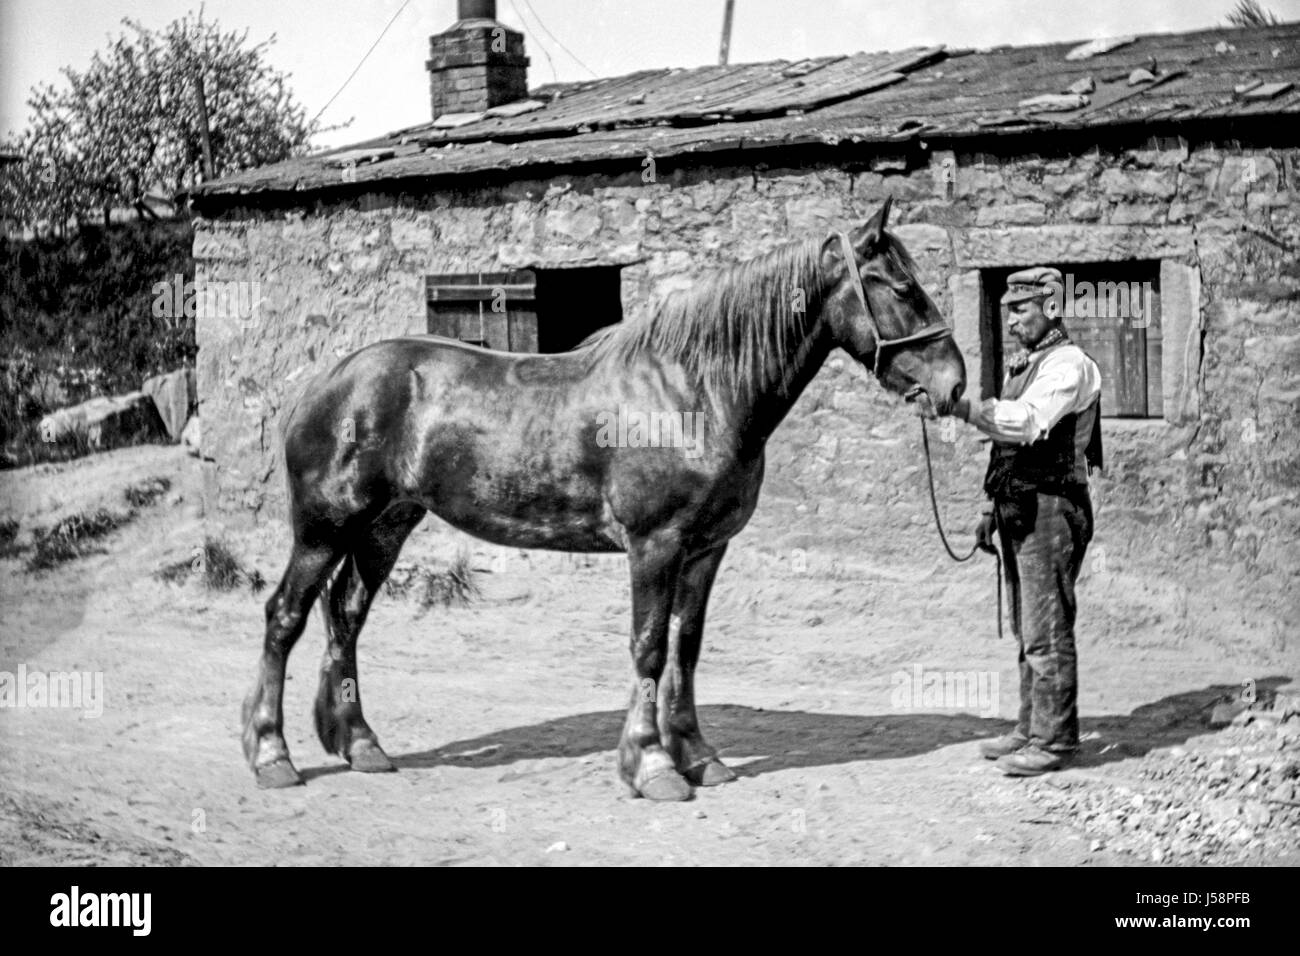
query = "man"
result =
(948, 266, 1102, 776)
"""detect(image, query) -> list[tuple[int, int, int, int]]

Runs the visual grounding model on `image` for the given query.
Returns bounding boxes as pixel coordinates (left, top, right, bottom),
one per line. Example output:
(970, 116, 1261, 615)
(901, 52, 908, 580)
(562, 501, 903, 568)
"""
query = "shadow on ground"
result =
(298, 678, 1290, 783)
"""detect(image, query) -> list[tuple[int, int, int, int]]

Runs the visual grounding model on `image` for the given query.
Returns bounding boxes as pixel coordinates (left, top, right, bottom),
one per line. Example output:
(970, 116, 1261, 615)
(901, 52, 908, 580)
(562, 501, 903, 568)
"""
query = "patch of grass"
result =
(0, 517, 23, 559)
(26, 508, 129, 572)
(154, 536, 266, 593)
(123, 475, 171, 509)
(385, 551, 480, 611)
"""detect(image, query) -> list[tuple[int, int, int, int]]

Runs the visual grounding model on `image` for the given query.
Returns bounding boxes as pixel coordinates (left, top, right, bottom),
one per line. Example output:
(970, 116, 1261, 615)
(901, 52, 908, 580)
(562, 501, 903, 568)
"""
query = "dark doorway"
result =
(534, 266, 623, 353)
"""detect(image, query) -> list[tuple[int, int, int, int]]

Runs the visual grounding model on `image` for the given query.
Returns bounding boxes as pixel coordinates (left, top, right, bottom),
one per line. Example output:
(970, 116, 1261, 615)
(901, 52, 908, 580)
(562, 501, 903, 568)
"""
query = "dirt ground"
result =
(1, 444, 1296, 866)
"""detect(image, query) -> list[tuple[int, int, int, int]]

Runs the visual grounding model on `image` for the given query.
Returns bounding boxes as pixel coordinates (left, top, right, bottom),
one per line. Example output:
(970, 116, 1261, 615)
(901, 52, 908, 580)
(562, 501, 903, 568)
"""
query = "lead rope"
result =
(919, 418, 1004, 641)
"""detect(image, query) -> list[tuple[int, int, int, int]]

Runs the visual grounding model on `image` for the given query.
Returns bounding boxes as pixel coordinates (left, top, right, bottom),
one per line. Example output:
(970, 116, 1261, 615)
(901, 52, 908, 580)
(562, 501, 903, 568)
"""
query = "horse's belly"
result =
(418, 461, 623, 552)
(431, 505, 624, 553)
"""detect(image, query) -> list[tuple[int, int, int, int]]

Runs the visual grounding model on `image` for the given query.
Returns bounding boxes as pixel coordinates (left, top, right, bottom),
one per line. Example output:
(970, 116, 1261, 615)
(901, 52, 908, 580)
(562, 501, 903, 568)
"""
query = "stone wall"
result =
(195, 140, 1300, 593)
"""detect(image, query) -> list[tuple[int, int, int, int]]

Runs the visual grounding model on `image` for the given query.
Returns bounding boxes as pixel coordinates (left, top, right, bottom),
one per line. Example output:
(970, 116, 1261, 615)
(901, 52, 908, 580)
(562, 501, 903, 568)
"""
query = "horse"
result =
(241, 197, 967, 801)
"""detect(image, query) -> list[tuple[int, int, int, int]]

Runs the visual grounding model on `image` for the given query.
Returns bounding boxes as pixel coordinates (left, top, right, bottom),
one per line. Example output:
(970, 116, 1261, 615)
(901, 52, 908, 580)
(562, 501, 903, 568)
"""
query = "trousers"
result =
(994, 489, 1093, 753)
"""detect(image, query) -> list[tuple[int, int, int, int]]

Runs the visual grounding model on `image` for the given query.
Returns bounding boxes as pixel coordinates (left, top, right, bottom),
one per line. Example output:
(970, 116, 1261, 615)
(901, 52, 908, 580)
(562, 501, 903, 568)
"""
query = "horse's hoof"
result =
(685, 759, 737, 787)
(255, 759, 303, 789)
(638, 770, 694, 802)
(348, 741, 396, 773)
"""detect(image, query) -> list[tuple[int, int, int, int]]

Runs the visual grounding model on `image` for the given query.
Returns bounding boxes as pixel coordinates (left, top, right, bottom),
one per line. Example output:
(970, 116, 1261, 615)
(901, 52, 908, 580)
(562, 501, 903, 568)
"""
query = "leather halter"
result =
(834, 231, 953, 377)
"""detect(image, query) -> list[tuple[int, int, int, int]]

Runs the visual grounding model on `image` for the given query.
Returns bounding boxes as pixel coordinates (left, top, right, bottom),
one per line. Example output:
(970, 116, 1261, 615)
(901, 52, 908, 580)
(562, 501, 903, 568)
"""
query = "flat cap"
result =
(1001, 266, 1064, 305)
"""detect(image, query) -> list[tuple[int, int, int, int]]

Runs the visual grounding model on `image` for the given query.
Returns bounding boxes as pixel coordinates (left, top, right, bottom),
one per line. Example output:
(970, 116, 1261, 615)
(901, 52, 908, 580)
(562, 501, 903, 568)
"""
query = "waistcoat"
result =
(983, 343, 1103, 501)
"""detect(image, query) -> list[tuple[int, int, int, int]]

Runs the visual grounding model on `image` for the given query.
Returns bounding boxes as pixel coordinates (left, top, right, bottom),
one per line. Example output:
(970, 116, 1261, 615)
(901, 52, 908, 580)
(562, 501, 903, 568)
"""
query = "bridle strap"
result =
(834, 230, 953, 377)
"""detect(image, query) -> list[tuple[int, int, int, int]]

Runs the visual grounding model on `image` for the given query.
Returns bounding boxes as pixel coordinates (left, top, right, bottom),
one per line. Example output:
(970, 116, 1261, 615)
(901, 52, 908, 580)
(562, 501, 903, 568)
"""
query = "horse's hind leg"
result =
(658, 543, 737, 787)
(242, 539, 343, 788)
(315, 502, 426, 772)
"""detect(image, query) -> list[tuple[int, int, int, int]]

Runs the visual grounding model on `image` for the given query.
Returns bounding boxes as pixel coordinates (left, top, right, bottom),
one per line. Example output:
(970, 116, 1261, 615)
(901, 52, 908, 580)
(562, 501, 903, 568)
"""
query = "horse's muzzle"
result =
(906, 378, 964, 419)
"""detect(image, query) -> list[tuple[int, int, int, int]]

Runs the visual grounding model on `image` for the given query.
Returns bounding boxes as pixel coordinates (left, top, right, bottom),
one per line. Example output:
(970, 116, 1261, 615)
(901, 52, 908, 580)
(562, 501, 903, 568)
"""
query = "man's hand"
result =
(975, 512, 997, 555)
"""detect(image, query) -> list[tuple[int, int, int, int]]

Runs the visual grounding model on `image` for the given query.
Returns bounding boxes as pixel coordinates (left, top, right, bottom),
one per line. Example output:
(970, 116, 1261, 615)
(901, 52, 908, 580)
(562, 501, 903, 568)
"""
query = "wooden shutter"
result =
(1069, 282, 1161, 418)
(426, 271, 539, 352)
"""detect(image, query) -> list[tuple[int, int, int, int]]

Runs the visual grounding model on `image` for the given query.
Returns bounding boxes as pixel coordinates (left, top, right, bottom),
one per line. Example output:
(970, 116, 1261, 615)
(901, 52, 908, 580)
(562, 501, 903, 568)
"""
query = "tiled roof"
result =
(193, 22, 1300, 201)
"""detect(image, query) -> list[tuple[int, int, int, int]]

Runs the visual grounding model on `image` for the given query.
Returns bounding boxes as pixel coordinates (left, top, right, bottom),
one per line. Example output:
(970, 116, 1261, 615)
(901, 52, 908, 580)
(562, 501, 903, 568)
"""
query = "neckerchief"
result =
(1006, 326, 1068, 376)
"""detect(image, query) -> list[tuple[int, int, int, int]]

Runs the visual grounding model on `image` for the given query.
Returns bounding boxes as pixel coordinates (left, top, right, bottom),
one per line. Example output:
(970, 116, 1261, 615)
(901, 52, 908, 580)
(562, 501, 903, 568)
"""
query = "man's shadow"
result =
(299, 677, 1291, 782)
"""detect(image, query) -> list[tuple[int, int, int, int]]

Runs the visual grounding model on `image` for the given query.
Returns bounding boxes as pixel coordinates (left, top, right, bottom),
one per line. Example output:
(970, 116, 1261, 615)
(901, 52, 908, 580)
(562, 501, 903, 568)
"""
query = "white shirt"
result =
(963, 344, 1101, 445)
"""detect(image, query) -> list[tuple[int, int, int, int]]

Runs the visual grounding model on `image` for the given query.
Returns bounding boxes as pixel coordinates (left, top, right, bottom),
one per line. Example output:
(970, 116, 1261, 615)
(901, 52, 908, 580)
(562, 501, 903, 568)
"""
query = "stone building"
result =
(190, 7, 1300, 609)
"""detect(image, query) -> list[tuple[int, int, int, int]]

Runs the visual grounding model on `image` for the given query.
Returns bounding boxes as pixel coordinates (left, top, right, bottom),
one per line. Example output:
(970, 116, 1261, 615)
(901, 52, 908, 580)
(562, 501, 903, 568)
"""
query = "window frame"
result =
(946, 225, 1203, 428)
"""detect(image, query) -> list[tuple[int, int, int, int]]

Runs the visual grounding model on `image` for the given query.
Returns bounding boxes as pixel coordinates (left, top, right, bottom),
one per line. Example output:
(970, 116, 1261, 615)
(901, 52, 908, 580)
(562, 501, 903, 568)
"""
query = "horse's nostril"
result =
(950, 382, 965, 406)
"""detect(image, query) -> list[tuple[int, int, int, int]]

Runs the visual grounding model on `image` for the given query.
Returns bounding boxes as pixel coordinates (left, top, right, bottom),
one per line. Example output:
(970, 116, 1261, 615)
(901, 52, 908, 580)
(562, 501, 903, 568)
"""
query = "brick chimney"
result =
(427, 0, 529, 118)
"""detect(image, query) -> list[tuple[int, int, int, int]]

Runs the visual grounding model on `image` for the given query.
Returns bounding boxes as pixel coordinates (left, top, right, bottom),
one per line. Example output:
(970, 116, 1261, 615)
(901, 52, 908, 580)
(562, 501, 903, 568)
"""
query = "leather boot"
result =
(996, 743, 1073, 776)
(978, 733, 1029, 760)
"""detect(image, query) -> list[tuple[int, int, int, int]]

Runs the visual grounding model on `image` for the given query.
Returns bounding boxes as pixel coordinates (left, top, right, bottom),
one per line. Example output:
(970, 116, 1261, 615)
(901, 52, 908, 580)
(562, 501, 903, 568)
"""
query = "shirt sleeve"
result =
(963, 347, 1100, 445)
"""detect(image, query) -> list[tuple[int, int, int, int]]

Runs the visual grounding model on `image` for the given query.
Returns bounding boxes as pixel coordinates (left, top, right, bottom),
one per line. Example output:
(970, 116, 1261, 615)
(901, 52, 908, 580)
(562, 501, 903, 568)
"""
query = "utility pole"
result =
(719, 0, 735, 66)
(191, 71, 215, 181)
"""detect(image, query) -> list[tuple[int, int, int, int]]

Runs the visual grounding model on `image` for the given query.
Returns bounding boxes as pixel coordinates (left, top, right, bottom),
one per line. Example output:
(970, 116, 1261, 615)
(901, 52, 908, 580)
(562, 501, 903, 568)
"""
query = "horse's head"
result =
(820, 199, 966, 417)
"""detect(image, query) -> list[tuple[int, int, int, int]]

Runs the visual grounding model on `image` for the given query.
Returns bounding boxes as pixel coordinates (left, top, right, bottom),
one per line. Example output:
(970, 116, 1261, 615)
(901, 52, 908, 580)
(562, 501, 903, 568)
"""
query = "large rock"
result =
(38, 391, 167, 450)
(141, 367, 196, 441)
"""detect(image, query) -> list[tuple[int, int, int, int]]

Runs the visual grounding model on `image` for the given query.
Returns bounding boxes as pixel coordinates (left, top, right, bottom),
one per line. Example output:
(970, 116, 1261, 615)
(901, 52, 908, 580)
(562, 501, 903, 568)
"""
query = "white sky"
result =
(2, 0, 1297, 149)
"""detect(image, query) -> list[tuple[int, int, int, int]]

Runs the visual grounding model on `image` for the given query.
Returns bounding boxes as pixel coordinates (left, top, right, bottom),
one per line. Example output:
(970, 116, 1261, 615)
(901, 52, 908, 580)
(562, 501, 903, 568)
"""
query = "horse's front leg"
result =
(618, 530, 692, 801)
(658, 543, 737, 787)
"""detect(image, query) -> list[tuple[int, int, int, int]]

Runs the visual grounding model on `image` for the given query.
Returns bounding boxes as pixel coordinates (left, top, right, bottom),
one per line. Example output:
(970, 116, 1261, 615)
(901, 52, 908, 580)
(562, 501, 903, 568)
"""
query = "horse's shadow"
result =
(299, 678, 1291, 783)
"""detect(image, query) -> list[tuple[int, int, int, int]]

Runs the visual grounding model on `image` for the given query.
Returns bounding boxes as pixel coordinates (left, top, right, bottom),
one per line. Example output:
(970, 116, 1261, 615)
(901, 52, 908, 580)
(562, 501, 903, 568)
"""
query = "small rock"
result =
(545, 841, 569, 853)
(693, 809, 707, 819)
(1210, 701, 1246, 728)
(1273, 689, 1300, 719)
(1090, 839, 1104, 852)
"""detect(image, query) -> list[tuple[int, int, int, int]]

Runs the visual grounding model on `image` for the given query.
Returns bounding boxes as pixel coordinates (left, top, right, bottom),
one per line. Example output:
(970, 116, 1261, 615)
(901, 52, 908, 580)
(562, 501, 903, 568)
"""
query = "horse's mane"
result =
(586, 237, 826, 396)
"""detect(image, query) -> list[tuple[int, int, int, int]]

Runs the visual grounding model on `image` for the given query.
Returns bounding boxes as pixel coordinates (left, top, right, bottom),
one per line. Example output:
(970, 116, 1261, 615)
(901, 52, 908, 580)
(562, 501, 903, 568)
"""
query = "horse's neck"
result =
(732, 312, 834, 453)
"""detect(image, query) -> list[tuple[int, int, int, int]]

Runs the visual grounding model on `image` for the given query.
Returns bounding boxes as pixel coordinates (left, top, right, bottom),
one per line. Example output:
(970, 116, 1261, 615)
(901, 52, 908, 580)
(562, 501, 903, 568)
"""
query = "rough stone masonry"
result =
(194, 140, 1300, 600)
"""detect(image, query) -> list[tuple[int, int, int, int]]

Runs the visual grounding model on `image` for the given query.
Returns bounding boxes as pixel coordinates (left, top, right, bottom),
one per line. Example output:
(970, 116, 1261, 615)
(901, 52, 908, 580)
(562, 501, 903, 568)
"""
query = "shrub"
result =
(384, 551, 480, 611)
(26, 508, 128, 571)
(123, 475, 171, 509)
(155, 536, 266, 593)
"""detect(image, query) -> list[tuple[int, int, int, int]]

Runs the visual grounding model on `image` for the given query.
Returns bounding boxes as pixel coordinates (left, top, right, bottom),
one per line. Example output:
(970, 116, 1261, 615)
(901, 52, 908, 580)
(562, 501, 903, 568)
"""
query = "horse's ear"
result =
(851, 197, 892, 254)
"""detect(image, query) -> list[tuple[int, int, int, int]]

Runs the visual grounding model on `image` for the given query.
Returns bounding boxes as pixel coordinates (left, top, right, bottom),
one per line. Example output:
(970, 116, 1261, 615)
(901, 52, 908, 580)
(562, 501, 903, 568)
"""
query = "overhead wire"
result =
(311, 0, 413, 126)
(520, 0, 599, 78)
(508, 0, 558, 83)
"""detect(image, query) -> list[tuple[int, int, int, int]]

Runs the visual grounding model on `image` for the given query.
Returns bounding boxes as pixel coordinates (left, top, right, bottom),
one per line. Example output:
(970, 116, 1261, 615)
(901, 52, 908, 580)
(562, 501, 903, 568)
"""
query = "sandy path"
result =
(1, 445, 1295, 866)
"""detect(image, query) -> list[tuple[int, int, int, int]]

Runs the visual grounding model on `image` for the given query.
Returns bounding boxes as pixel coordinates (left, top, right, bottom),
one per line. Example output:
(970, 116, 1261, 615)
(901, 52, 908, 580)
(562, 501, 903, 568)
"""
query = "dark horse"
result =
(242, 198, 966, 800)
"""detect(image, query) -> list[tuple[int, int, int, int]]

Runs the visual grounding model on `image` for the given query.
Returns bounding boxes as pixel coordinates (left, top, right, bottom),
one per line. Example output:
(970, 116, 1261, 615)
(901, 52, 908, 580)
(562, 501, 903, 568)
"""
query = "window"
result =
(426, 265, 622, 354)
(979, 260, 1163, 418)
